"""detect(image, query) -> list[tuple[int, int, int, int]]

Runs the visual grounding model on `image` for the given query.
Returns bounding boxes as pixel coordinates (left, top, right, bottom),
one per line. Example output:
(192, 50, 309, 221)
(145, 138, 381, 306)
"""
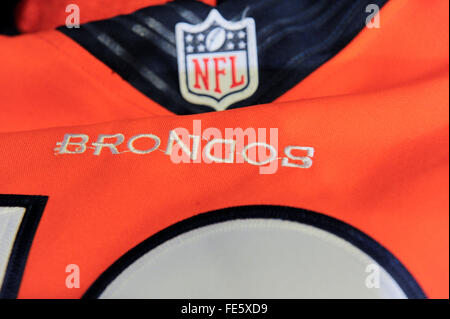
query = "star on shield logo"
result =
(176, 9, 259, 111)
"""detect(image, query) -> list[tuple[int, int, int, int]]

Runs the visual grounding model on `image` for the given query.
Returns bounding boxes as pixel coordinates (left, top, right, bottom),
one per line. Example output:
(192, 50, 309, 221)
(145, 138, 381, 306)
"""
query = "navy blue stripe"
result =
(0, 0, 20, 36)
(0, 195, 48, 299)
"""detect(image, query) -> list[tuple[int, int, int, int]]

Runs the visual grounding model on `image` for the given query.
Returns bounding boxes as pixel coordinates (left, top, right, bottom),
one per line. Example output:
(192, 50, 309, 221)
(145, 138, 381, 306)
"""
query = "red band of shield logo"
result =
(176, 9, 259, 111)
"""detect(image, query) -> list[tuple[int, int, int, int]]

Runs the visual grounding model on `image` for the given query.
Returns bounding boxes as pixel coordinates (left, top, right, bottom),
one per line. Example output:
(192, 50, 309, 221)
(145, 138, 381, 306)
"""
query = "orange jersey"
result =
(0, 0, 448, 299)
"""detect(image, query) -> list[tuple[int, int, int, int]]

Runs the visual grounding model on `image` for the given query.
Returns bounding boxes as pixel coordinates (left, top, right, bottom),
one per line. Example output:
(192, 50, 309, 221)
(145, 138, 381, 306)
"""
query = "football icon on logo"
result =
(206, 27, 226, 52)
(176, 9, 259, 111)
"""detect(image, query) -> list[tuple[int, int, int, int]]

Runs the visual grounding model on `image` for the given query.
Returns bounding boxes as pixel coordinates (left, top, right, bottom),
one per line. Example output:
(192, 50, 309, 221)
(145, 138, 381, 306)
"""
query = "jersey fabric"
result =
(15, 0, 217, 33)
(0, 0, 448, 299)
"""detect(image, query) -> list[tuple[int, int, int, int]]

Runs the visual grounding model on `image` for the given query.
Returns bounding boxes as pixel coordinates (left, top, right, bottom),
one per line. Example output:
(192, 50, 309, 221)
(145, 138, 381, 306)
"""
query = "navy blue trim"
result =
(0, 195, 48, 299)
(0, 0, 20, 36)
(59, 0, 388, 114)
(83, 205, 426, 299)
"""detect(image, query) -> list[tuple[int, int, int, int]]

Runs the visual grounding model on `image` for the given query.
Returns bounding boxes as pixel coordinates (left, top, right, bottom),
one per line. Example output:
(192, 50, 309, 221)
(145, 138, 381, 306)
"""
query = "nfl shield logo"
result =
(176, 9, 259, 111)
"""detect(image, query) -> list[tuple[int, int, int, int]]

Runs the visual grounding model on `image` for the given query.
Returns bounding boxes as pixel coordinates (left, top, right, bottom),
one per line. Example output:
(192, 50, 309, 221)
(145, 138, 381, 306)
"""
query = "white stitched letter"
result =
(242, 142, 277, 166)
(282, 146, 314, 168)
(165, 130, 200, 162)
(57, 134, 89, 154)
(204, 139, 236, 163)
(128, 134, 161, 154)
(92, 134, 124, 156)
